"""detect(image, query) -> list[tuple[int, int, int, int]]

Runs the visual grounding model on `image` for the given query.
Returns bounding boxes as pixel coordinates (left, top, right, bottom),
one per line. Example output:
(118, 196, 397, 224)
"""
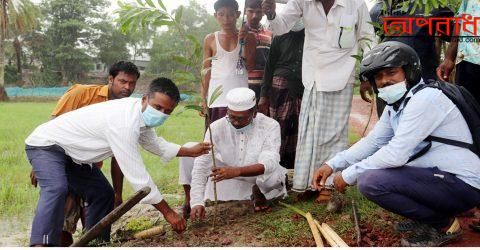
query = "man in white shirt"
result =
(313, 42, 480, 247)
(261, 0, 376, 195)
(189, 88, 287, 220)
(24, 78, 211, 246)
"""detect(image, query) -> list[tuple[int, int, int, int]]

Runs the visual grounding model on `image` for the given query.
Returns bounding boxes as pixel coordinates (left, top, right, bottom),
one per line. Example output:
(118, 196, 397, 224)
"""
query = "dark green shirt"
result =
(261, 29, 305, 99)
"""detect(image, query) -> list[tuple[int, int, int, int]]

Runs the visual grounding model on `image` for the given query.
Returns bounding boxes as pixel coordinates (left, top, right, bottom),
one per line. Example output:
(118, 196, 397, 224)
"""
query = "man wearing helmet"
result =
(312, 41, 480, 247)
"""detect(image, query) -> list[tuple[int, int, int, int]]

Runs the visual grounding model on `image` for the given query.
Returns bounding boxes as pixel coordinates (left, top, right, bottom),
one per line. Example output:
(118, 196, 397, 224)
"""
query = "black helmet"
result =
(360, 41, 422, 89)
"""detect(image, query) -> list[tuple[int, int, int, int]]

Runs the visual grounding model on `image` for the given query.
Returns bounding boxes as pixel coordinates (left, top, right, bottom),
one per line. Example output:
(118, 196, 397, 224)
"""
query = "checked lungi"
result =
(269, 76, 302, 170)
(292, 83, 354, 192)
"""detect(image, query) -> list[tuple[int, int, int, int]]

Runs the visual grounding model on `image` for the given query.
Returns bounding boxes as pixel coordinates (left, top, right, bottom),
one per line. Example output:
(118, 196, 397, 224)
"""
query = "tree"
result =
(146, 0, 217, 83)
(41, 0, 108, 82)
(93, 20, 130, 69)
(0, 0, 41, 100)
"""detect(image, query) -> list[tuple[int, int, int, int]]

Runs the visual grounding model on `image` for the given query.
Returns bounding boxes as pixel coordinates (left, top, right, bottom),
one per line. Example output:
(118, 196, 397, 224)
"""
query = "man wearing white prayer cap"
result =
(189, 87, 287, 219)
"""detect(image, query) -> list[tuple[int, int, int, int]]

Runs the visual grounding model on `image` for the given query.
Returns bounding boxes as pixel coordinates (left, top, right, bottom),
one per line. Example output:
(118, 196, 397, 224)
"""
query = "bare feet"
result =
(251, 185, 270, 212)
(293, 190, 319, 203)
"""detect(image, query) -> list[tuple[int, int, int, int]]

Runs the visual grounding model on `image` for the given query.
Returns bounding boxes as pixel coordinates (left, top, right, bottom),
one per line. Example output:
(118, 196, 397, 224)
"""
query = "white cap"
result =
(226, 88, 256, 111)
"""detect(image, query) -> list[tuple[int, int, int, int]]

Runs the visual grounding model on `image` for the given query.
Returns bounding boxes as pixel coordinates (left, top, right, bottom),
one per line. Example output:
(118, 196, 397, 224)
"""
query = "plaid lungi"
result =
(292, 83, 354, 192)
(269, 76, 302, 169)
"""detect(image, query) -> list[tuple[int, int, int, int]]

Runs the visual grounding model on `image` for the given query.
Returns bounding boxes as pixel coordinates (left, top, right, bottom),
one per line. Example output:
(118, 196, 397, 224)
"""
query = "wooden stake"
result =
(305, 212, 323, 247)
(315, 220, 338, 247)
(133, 225, 166, 239)
(71, 187, 151, 247)
(321, 223, 349, 247)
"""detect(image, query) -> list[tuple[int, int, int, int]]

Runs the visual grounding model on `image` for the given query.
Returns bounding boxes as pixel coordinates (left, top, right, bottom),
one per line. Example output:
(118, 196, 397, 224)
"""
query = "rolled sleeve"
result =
(139, 128, 181, 163)
(189, 129, 214, 208)
(266, 0, 303, 36)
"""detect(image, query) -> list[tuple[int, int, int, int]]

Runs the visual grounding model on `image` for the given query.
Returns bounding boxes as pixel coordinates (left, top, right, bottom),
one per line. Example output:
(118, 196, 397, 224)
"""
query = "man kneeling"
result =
(190, 88, 287, 220)
(312, 42, 480, 247)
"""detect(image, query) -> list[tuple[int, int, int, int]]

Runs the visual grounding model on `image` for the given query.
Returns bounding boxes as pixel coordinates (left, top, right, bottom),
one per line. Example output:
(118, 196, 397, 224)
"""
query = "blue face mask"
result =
(377, 80, 408, 105)
(141, 104, 169, 127)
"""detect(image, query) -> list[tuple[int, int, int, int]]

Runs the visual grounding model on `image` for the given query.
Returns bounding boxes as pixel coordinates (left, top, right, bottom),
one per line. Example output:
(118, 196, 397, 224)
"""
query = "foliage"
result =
(5, 64, 19, 85)
(29, 70, 62, 87)
(92, 20, 131, 68)
(116, 0, 214, 89)
(38, 0, 108, 82)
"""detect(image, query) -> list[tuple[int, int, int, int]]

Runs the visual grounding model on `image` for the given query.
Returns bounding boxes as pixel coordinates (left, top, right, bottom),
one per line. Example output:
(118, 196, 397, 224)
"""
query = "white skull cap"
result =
(226, 87, 256, 111)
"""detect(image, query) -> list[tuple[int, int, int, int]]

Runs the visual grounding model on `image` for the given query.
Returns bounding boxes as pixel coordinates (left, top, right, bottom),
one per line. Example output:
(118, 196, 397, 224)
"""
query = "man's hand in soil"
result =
(30, 170, 37, 188)
(190, 205, 206, 221)
(333, 172, 348, 193)
(178, 142, 212, 157)
(360, 80, 374, 103)
(258, 97, 270, 115)
(312, 164, 333, 190)
(153, 200, 187, 233)
(210, 167, 241, 182)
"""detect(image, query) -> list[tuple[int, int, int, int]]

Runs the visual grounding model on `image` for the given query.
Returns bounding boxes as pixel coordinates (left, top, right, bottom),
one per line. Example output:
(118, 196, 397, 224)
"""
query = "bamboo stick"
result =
(351, 200, 361, 247)
(314, 220, 338, 247)
(133, 225, 166, 239)
(305, 212, 324, 247)
(321, 223, 349, 247)
(71, 187, 151, 247)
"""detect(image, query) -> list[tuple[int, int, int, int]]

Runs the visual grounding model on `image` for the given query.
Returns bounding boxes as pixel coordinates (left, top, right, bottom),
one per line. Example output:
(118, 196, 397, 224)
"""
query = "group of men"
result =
(24, 0, 480, 247)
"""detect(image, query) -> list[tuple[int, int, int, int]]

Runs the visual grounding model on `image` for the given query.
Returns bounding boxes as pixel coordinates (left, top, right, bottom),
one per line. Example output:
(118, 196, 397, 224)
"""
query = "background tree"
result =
(93, 20, 131, 70)
(0, 0, 41, 100)
(40, 0, 108, 82)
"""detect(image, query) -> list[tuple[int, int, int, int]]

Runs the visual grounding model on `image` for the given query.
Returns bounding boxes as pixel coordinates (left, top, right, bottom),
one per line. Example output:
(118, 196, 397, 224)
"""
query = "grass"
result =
(0, 101, 204, 221)
(0, 100, 368, 246)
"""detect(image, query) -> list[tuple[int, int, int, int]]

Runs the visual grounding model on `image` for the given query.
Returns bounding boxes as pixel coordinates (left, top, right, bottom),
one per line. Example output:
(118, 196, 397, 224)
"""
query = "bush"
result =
(29, 70, 62, 87)
(5, 65, 20, 85)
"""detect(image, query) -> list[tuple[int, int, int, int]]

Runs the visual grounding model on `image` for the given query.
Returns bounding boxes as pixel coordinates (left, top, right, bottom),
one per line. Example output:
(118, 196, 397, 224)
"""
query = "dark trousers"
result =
(456, 60, 480, 104)
(358, 167, 480, 229)
(26, 145, 114, 246)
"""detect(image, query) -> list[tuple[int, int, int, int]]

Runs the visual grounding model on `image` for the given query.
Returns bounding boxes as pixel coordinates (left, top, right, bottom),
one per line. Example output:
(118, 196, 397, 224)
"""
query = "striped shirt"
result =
(247, 25, 272, 86)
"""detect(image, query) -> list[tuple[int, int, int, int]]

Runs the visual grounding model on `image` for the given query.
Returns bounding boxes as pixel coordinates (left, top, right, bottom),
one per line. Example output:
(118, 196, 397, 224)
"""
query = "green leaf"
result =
(173, 55, 193, 67)
(351, 55, 363, 61)
(135, 0, 144, 7)
(175, 5, 184, 23)
(145, 0, 156, 8)
(152, 19, 175, 27)
(208, 86, 223, 107)
(184, 105, 204, 112)
(157, 0, 167, 11)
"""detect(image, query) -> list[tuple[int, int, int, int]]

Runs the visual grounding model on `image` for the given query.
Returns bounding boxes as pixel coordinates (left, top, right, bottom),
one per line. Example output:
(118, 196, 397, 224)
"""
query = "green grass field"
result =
(0, 101, 205, 221)
(0, 100, 363, 225)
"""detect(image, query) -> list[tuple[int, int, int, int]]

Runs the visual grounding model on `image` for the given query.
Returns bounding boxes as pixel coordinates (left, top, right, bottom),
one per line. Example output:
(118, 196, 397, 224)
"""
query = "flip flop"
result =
(469, 221, 480, 233)
(250, 192, 272, 213)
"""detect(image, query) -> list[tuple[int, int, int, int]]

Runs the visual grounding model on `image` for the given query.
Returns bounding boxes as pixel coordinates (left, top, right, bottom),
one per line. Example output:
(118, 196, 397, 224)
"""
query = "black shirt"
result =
(261, 29, 305, 99)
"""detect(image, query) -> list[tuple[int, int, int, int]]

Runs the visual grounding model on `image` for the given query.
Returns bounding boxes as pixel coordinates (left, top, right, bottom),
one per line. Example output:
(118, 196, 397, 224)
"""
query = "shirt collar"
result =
(395, 78, 425, 113)
(136, 99, 146, 128)
(306, 0, 346, 7)
(99, 85, 109, 99)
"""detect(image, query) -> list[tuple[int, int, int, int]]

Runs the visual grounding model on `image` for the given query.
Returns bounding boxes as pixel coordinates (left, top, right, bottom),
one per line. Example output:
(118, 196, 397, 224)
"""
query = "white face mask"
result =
(377, 80, 408, 105)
